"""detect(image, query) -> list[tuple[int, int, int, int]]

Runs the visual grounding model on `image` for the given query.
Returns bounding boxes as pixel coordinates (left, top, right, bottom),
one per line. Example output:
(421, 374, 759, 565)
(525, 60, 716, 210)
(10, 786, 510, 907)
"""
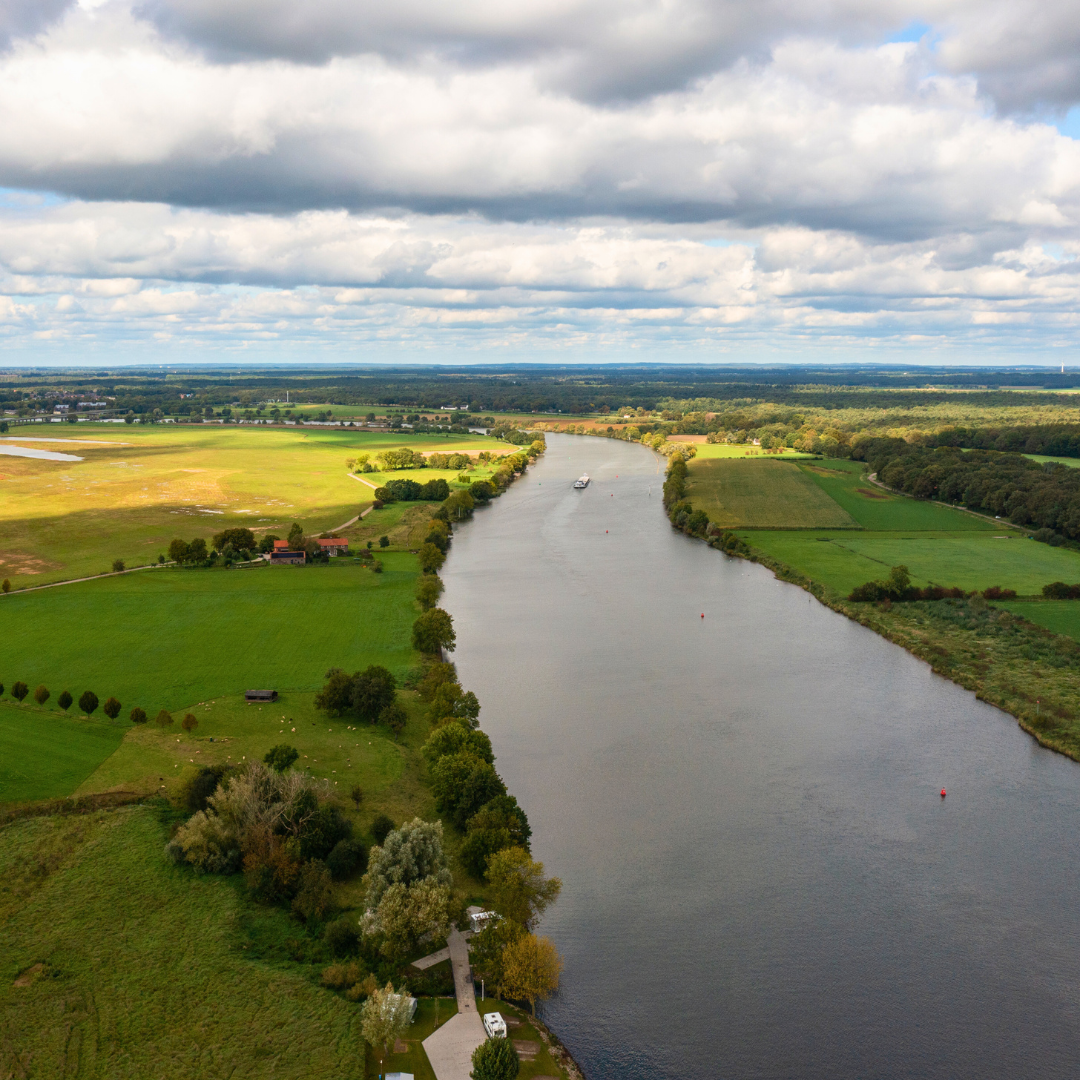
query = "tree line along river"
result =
(442, 433, 1080, 1080)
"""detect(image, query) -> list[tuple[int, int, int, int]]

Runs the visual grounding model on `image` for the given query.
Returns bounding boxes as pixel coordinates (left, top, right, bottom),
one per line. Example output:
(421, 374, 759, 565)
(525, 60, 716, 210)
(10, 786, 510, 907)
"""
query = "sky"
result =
(2, 0, 1080, 366)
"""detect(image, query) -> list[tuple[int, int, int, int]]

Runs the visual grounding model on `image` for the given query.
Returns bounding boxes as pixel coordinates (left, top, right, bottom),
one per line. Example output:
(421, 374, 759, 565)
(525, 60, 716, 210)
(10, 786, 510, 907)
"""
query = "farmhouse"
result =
(245, 689, 278, 702)
(316, 537, 349, 555)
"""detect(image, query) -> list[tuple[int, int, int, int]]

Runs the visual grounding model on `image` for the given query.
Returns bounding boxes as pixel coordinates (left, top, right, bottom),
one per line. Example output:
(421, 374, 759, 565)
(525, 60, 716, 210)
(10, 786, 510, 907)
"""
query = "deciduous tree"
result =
(78, 690, 98, 716)
(112, 559, 125, 573)
(103, 696, 121, 719)
(155, 709, 173, 728)
(57, 690, 73, 711)
(500, 933, 563, 1017)
(412, 608, 456, 654)
(182, 713, 198, 732)
(130, 706, 147, 724)
(486, 847, 561, 930)
(415, 573, 444, 610)
(33, 685, 50, 705)
(12, 681, 28, 702)
(360, 983, 415, 1072)
(418, 542, 445, 573)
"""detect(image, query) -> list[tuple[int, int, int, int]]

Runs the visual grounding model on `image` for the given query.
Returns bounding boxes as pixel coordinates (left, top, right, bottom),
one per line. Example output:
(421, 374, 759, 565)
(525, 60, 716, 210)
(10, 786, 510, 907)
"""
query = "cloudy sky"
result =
(2, 0, 1080, 365)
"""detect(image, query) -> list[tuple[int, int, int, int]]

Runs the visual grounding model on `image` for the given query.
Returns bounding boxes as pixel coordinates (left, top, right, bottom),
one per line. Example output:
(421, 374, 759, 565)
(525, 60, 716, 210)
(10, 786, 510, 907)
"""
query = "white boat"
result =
(574, 474, 590, 488)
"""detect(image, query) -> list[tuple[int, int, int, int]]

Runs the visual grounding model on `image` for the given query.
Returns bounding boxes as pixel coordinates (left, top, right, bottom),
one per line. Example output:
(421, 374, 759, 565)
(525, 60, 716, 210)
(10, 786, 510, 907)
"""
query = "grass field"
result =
(685, 458, 858, 529)
(796, 459, 1000, 531)
(997, 600, 1080, 643)
(0, 709, 126, 804)
(0, 424, 514, 586)
(0, 557, 420, 717)
(0, 806, 369, 1080)
(743, 532, 1080, 595)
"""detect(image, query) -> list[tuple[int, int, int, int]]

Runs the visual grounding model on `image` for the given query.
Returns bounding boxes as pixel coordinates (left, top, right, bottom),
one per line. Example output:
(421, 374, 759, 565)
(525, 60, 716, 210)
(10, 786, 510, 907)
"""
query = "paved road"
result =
(422, 927, 486, 1080)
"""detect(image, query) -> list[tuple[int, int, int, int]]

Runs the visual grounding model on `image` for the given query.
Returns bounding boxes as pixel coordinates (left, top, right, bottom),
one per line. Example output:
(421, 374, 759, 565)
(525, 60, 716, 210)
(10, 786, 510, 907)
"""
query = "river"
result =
(441, 433, 1080, 1080)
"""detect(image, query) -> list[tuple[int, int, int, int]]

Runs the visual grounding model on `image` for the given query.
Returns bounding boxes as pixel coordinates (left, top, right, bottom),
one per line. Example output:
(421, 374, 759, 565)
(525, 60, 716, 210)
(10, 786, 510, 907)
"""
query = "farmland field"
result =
(0, 807, 368, 1080)
(0, 423, 515, 587)
(0, 556, 419, 717)
(796, 459, 1000, 531)
(689, 443, 814, 460)
(997, 600, 1080, 643)
(0, 708, 126, 804)
(743, 532, 1080, 596)
(684, 458, 858, 528)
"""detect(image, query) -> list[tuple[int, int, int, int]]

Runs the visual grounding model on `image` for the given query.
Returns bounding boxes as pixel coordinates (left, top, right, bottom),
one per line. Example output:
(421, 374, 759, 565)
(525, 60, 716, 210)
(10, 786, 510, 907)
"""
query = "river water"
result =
(441, 434, 1080, 1080)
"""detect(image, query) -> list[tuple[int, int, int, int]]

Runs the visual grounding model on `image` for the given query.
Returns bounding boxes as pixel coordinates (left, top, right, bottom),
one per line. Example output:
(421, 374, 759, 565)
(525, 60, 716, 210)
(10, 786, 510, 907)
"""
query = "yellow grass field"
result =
(0, 424, 514, 587)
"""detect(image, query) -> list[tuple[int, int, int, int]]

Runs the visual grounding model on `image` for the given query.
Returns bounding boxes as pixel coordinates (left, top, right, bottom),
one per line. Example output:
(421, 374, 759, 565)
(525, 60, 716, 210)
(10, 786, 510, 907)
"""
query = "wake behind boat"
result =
(574, 474, 590, 488)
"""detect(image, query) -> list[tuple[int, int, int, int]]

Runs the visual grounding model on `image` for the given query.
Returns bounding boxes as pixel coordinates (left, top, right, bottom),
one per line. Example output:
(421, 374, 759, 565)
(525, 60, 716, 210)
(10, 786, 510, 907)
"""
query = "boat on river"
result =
(574, 474, 590, 488)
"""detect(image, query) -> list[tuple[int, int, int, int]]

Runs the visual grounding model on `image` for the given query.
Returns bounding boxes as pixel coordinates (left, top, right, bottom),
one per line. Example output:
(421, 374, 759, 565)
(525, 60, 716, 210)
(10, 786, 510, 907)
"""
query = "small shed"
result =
(245, 689, 278, 702)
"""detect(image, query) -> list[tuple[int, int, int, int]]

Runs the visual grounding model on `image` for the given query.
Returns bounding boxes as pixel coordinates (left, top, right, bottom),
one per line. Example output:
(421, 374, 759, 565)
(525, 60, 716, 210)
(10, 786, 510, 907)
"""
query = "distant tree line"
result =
(851, 440, 1080, 545)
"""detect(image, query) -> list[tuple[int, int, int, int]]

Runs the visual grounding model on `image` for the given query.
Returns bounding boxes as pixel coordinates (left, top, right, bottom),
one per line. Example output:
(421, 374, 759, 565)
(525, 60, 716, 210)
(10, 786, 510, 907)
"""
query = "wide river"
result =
(441, 434, 1080, 1080)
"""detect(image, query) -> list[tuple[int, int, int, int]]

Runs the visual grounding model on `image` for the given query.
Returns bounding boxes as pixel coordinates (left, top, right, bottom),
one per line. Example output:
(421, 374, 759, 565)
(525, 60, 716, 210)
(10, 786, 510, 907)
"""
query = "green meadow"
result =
(0, 708, 126, 804)
(0, 557, 420, 716)
(682, 452, 1080, 596)
(0, 807, 367, 1080)
(997, 600, 1080, 644)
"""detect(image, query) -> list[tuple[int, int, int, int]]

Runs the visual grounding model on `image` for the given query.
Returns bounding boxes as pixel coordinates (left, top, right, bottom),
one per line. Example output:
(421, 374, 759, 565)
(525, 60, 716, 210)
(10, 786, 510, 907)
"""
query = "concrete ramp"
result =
(422, 1011, 486, 1080)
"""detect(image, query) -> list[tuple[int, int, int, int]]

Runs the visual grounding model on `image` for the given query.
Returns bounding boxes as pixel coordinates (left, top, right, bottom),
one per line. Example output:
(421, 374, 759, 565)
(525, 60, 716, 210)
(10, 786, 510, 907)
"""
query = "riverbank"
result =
(739, 546, 1080, 760)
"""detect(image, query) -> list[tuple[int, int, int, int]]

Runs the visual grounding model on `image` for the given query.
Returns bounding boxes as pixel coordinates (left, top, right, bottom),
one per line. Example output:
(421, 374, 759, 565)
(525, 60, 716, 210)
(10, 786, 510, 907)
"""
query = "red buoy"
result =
(701, 613, 705, 618)
(940, 788, 947, 797)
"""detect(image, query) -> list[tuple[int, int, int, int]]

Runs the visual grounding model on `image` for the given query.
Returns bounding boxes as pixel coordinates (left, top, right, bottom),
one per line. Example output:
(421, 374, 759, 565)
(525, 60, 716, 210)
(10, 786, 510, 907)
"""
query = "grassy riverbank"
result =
(671, 451, 1080, 764)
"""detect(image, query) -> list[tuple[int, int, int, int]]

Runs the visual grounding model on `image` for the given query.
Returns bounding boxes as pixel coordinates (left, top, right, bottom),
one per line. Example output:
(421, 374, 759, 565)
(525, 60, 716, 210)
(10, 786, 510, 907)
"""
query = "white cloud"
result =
(1, 0, 1080, 361)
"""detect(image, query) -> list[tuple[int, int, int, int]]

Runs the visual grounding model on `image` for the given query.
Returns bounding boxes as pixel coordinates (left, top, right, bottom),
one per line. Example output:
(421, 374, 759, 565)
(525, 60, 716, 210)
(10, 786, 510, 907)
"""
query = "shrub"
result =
(327, 838, 368, 881)
(350, 784, 364, 808)
(103, 696, 121, 719)
(292, 860, 335, 923)
(182, 713, 198, 732)
(1, 579, 9, 593)
(264, 744, 299, 772)
(130, 706, 148, 724)
(379, 702, 407, 734)
(471, 1037, 520, 1080)
(155, 709, 173, 728)
(78, 690, 98, 715)
(243, 829, 302, 900)
(1043, 581, 1080, 599)
(33, 685, 50, 706)
(12, 681, 29, 702)
(983, 586, 1018, 600)
(112, 559, 125, 573)
(371, 813, 395, 846)
(182, 765, 227, 813)
(321, 959, 365, 988)
(297, 803, 353, 861)
(57, 690, 73, 711)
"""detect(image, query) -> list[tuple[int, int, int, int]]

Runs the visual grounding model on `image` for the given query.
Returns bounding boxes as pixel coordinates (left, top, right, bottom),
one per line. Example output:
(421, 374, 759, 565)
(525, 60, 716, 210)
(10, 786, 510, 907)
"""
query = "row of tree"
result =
(1, 681, 199, 730)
